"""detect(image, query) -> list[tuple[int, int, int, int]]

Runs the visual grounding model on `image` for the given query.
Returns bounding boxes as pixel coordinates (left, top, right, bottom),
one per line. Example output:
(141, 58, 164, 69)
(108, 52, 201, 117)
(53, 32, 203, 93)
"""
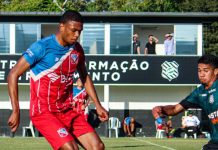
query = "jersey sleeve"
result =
(137, 41, 140, 47)
(145, 43, 148, 48)
(75, 42, 88, 80)
(179, 88, 201, 110)
(22, 41, 45, 66)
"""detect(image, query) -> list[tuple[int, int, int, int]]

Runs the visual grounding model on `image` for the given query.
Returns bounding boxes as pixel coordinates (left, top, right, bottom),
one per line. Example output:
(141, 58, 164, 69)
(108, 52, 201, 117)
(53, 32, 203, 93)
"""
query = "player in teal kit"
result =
(152, 54, 218, 150)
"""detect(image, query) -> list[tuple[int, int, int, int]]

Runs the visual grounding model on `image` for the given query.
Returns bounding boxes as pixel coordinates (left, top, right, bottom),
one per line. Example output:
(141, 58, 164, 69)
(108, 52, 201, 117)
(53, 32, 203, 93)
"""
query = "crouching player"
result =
(73, 78, 90, 121)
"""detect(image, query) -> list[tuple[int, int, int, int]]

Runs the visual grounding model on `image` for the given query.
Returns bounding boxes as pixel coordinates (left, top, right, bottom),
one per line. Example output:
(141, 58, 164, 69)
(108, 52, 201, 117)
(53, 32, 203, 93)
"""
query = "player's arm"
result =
(84, 97, 91, 108)
(152, 104, 185, 119)
(164, 41, 168, 54)
(137, 42, 140, 55)
(137, 47, 140, 55)
(152, 104, 185, 124)
(7, 56, 30, 133)
(77, 59, 109, 122)
(144, 47, 148, 55)
(153, 36, 159, 43)
(83, 75, 109, 122)
(195, 116, 200, 126)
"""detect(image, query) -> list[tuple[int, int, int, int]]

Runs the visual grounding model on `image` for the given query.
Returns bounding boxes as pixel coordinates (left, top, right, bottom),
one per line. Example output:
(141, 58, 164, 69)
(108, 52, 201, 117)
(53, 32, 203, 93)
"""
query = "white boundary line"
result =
(133, 138, 176, 150)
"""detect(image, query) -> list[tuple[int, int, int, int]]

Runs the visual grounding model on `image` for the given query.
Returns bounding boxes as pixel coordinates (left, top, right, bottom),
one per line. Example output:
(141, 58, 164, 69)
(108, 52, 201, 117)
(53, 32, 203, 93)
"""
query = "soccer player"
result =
(152, 54, 218, 150)
(7, 10, 108, 150)
(73, 78, 90, 121)
(123, 116, 135, 137)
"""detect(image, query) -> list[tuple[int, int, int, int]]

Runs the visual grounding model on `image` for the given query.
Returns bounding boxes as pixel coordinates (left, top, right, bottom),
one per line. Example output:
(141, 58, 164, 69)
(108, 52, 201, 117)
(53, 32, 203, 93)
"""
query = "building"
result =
(0, 12, 218, 137)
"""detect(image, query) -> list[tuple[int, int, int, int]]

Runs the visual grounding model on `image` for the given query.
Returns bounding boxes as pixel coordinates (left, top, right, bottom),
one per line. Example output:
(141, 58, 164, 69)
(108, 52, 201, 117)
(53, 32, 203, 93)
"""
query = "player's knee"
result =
(59, 141, 79, 150)
(92, 141, 105, 150)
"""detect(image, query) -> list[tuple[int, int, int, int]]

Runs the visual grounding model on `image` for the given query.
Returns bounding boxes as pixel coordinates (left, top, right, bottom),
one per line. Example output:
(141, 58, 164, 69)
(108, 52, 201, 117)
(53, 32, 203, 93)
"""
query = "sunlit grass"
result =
(0, 137, 208, 150)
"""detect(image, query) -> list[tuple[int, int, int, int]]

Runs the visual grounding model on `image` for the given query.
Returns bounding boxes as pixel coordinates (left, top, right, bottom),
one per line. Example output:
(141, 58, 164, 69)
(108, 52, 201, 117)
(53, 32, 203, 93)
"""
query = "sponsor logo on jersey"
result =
(208, 110, 218, 124)
(47, 72, 60, 82)
(55, 57, 59, 62)
(69, 47, 74, 51)
(71, 54, 78, 64)
(161, 61, 179, 81)
(26, 49, 34, 57)
(208, 88, 216, 94)
(57, 128, 68, 137)
(209, 95, 215, 104)
(201, 94, 207, 97)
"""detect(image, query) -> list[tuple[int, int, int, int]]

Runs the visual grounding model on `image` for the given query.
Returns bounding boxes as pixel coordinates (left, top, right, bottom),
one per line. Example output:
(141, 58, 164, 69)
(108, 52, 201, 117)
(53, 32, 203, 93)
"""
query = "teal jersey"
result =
(180, 80, 218, 143)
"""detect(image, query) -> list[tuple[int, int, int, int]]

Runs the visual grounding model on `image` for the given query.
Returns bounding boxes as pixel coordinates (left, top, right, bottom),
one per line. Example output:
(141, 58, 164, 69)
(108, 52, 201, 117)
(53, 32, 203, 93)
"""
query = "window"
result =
(110, 24, 131, 54)
(81, 24, 104, 54)
(0, 24, 10, 53)
(15, 24, 39, 53)
(175, 25, 198, 55)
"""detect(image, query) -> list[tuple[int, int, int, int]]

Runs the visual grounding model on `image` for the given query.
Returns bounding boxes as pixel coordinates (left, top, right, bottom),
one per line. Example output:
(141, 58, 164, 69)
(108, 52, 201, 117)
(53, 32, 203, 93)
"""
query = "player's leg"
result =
(123, 124, 128, 135)
(31, 113, 78, 150)
(130, 122, 135, 136)
(202, 141, 218, 150)
(77, 132, 104, 150)
(71, 114, 104, 149)
(191, 126, 198, 137)
(59, 142, 78, 150)
(126, 125, 131, 136)
(165, 125, 169, 138)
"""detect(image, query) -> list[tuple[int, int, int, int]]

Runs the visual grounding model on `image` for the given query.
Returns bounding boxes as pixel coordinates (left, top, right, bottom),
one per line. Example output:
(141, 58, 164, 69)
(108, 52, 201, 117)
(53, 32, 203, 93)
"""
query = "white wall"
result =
(0, 85, 195, 110)
(110, 86, 193, 102)
(0, 85, 10, 101)
(108, 85, 196, 110)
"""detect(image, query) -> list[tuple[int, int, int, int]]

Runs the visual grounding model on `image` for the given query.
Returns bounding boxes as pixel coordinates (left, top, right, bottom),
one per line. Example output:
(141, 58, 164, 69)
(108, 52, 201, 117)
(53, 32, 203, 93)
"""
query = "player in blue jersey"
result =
(8, 10, 108, 150)
(152, 54, 218, 150)
(73, 78, 90, 121)
(123, 117, 135, 137)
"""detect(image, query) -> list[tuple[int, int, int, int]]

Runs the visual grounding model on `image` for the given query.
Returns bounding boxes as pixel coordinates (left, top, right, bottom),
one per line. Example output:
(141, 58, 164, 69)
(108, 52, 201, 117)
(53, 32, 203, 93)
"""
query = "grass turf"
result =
(0, 137, 208, 150)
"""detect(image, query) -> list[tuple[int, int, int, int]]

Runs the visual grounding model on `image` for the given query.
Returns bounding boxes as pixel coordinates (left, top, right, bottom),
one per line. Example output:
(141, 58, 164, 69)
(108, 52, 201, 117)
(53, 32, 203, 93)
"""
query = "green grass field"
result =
(0, 137, 208, 150)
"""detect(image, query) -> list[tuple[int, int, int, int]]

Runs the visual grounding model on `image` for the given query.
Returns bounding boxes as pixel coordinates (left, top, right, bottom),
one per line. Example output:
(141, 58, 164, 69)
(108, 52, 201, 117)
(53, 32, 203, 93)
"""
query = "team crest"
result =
(161, 61, 179, 82)
(209, 95, 214, 104)
(71, 54, 78, 64)
(57, 128, 68, 137)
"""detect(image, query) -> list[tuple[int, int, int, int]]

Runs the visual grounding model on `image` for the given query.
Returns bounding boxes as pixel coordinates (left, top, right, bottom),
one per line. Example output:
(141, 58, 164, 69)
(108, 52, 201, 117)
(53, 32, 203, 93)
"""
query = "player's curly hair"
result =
(59, 10, 83, 24)
(198, 54, 218, 69)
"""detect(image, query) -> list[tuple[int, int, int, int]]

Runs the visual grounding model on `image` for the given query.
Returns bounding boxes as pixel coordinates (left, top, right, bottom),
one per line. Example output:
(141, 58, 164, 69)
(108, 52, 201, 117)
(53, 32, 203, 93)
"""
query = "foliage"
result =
(178, 0, 218, 12)
(1, 0, 217, 13)
(1, 0, 59, 12)
(64, 0, 87, 12)
(0, 0, 217, 54)
(204, 22, 218, 55)
(107, 0, 179, 12)
(108, 0, 142, 12)
(86, 0, 109, 12)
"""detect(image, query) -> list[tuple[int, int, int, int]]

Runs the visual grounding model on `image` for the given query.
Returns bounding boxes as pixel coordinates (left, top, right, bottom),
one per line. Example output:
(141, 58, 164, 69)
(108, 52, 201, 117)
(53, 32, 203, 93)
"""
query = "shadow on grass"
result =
(109, 144, 154, 148)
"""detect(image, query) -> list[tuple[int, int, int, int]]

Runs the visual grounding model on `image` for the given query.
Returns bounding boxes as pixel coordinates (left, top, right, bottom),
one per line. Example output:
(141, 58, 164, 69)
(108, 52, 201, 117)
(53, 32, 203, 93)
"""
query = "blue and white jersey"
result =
(22, 34, 85, 115)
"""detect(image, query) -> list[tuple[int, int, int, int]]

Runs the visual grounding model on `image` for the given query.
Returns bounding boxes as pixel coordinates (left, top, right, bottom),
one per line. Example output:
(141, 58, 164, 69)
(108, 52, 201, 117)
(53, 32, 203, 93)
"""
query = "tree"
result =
(204, 22, 218, 55)
(1, 0, 60, 12)
(86, 0, 109, 12)
(0, 0, 217, 54)
(65, 0, 87, 12)
(108, 0, 145, 12)
(179, 0, 218, 12)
